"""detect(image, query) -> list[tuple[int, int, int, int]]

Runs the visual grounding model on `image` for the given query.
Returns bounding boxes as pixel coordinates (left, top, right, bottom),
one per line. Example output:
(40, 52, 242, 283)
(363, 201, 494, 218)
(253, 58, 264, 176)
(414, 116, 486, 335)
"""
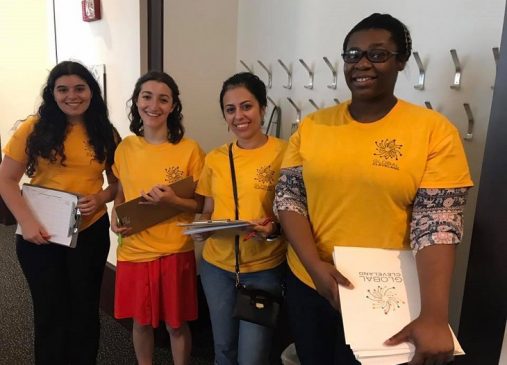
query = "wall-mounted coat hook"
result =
(257, 60, 272, 89)
(492, 47, 500, 89)
(333, 98, 340, 104)
(323, 57, 337, 89)
(450, 49, 462, 90)
(287, 97, 301, 134)
(424, 101, 433, 109)
(278, 59, 292, 89)
(299, 59, 314, 89)
(463, 103, 474, 141)
(266, 96, 281, 137)
(493, 47, 500, 66)
(309, 99, 320, 110)
(240, 60, 253, 73)
(412, 51, 425, 90)
(267, 96, 278, 108)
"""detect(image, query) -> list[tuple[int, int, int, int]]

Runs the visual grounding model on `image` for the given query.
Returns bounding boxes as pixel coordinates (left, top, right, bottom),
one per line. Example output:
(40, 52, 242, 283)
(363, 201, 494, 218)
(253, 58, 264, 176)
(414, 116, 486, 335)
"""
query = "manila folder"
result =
(115, 176, 194, 234)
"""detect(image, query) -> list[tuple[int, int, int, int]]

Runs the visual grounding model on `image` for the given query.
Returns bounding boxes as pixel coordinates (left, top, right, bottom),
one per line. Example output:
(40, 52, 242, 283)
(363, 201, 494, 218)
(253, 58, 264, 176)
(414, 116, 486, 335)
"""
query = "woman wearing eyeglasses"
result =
(274, 13, 473, 365)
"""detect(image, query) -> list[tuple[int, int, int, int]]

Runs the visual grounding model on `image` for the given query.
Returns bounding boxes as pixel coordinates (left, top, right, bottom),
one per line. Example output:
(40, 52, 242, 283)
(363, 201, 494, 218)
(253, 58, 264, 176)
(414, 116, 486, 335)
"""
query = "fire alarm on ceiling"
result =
(82, 0, 101, 22)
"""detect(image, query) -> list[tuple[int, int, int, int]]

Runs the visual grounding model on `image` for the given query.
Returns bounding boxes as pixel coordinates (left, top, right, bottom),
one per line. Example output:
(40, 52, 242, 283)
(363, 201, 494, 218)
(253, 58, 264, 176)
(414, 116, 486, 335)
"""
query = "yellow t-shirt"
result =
(282, 99, 474, 288)
(113, 135, 204, 262)
(196, 136, 288, 273)
(3, 116, 109, 230)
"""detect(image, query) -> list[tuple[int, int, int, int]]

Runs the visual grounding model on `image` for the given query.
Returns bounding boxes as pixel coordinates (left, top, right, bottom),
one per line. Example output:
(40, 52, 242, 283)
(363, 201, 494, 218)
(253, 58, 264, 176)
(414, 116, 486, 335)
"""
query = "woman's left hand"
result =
(384, 316, 454, 365)
(77, 194, 103, 216)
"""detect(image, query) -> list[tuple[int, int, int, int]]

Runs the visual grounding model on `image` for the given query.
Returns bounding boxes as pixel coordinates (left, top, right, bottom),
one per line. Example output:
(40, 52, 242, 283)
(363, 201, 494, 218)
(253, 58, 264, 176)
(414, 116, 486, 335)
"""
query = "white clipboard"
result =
(16, 184, 81, 248)
(177, 219, 252, 235)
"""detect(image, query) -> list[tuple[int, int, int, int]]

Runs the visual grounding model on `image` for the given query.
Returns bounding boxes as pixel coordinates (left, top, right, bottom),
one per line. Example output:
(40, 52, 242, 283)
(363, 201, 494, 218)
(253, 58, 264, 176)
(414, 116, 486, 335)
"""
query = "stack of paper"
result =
(178, 219, 252, 235)
(333, 246, 465, 364)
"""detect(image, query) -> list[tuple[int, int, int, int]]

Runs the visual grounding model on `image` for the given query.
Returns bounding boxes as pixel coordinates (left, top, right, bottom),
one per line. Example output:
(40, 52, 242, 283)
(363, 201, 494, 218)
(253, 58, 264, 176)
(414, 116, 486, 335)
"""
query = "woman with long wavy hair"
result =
(0, 60, 120, 365)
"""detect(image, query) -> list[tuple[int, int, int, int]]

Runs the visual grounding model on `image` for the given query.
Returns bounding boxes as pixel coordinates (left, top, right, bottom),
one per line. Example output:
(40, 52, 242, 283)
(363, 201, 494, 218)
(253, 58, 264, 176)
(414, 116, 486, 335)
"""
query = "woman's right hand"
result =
(308, 260, 354, 311)
(21, 219, 51, 244)
(110, 217, 133, 237)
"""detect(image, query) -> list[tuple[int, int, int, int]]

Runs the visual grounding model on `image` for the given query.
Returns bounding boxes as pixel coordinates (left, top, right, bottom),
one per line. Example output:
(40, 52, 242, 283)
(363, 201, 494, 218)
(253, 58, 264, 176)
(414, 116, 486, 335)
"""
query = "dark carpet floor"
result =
(0, 224, 214, 365)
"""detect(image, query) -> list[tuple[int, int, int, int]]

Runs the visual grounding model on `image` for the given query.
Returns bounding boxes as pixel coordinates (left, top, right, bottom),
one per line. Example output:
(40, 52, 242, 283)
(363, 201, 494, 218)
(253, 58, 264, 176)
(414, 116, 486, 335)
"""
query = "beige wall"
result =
(0, 1, 54, 149)
(163, 0, 238, 152)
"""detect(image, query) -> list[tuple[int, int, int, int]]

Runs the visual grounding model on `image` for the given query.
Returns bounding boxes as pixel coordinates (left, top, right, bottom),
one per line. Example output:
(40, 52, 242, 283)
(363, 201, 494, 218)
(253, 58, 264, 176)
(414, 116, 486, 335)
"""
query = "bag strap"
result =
(228, 143, 242, 288)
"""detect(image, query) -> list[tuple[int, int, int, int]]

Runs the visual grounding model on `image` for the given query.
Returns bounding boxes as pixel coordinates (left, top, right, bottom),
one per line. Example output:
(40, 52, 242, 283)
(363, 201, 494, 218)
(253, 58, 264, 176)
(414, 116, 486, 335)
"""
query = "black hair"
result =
(219, 72, 267, 117)
(128, 71, 184, 144)
(26, 61, 119, 177)
(342, 13, 412, 62)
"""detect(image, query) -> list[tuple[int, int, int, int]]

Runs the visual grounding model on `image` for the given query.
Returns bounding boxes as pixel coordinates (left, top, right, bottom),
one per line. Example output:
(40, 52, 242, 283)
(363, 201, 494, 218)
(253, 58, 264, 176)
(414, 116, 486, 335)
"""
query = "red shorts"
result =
(114, 251, 198, 328)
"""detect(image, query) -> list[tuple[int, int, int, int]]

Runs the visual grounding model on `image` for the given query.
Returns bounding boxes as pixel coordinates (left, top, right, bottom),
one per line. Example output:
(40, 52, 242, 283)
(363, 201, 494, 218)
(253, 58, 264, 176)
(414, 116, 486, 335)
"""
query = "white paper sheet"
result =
(16, 184, 79, 247)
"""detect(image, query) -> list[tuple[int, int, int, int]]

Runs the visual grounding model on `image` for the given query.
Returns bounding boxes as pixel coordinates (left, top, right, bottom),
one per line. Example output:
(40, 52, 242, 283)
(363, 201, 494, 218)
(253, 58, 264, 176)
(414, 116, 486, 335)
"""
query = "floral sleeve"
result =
(410, 187, 470, 252)
(273, 166, 308, 218)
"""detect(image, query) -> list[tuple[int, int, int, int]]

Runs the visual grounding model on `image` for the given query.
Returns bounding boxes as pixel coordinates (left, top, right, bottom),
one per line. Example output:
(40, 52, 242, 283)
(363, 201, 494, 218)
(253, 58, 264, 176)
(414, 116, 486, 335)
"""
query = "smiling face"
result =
(222, 86, 265, 143)
(136, 80, 175, 133)
(344, 28, 405, 103)
(53, 75, 92, 123)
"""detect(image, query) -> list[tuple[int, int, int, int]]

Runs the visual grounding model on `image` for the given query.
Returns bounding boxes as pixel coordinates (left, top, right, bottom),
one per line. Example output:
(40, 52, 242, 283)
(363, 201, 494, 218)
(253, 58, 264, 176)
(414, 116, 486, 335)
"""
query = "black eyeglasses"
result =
(341, 48, 399, 64)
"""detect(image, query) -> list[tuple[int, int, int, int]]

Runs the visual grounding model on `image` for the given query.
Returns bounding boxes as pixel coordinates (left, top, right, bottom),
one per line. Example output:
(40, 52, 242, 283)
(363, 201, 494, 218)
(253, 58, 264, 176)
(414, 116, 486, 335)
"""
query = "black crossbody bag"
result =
(228, 143, 281, 329)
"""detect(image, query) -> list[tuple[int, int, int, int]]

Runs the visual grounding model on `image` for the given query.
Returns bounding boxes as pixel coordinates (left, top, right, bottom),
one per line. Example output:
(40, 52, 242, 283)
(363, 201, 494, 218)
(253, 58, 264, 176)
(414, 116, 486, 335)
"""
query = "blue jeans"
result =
(200, 259, 285, 365)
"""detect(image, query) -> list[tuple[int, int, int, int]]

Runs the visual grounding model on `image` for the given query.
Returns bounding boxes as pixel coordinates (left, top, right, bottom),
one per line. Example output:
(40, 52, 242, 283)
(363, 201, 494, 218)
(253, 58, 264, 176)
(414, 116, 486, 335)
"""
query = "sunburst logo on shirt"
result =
(165, 166, 184, 184)
(374, 139, 403, 160)
(366, 285, 405, 314)
(254, 165, 275, 191)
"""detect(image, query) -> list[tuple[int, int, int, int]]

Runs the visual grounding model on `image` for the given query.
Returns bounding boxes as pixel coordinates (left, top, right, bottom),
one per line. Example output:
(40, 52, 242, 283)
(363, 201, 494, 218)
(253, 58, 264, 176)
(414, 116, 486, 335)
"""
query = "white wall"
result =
(53, 0, 141, 139)
(236, 0, 506, 330)
(53, 0, 142, 264)
(163, 0, 238, 152)
(0, 0, 55, 150)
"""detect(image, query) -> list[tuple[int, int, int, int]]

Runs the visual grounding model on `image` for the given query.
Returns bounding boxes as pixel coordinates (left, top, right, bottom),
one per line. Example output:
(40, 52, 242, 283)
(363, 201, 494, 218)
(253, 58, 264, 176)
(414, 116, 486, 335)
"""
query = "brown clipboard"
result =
(115, 176, 195, 234)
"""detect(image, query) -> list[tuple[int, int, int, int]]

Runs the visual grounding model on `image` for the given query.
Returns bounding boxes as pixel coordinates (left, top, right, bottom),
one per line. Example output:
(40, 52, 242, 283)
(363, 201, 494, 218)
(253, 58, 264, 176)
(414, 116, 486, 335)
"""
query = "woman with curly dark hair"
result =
(0, 60, 120, 365)
(111, 71, 205, 365)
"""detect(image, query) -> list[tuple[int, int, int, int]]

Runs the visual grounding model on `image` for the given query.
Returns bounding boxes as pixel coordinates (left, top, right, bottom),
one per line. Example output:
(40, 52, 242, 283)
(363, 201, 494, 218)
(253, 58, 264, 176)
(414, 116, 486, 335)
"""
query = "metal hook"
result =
(257, 60, 272, 89)
(323, 57, 337, 89)
(287, 97, 301, 134)
(309, 99, 320, 110)
(424, 101, 433, 110)
(299, 59, 314, 89)
(463, 103, 474, 141)
(266, 96, 281, 137)
(240, 60, 253, 73)
(412, 52, 425, 90)
(450, 49, 462, 90)
(333, 98, 340, 105)
(267, 96, 277, 108)
(492, 47, 500, 89)
(278, 59, 292, 89)
(493, 47, 500, 66)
